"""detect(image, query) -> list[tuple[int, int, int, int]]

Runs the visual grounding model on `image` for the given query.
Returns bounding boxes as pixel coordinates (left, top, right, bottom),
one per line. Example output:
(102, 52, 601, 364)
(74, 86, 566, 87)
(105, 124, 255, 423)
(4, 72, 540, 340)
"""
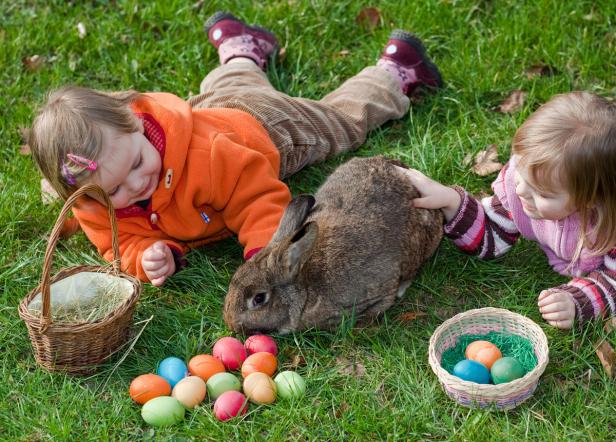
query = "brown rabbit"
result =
(223, 156, 443, 334)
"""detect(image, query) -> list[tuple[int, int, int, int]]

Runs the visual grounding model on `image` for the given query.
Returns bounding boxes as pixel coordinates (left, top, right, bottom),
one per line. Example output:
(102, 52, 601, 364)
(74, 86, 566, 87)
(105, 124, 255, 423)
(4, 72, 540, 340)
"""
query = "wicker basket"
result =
(428, 307, 549, 410)
(18, 184, 142, 375)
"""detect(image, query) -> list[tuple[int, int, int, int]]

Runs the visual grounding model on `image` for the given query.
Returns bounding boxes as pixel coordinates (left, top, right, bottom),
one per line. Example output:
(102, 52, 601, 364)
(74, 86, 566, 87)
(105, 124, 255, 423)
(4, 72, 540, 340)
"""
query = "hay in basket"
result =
(428, 307, 549, 410)
(18, 184, 142, 375)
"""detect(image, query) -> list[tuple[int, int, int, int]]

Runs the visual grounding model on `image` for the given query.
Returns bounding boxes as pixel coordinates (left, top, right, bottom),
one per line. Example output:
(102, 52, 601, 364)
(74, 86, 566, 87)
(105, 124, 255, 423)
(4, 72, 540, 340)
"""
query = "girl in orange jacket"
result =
(28, 11, 442, 285)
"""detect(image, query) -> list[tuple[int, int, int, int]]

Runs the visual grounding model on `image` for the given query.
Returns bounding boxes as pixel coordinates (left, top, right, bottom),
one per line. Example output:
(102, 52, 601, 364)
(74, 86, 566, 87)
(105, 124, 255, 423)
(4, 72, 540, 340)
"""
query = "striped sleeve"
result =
(555, 249, 616, 325)
(444, 187, 520, 259)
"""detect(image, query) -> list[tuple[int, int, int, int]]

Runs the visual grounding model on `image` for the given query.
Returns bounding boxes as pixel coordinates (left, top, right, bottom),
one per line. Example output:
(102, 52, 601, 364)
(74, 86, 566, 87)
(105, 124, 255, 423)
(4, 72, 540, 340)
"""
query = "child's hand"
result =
(142, 241, 176, 286)
(395, 167, 462, 221)
(538, 290, 576, 329)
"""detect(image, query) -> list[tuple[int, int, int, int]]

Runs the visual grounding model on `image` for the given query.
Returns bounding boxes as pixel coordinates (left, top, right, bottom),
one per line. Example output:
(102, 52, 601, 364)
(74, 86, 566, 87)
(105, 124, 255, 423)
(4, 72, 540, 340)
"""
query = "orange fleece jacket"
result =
(72, 92, 291, 282)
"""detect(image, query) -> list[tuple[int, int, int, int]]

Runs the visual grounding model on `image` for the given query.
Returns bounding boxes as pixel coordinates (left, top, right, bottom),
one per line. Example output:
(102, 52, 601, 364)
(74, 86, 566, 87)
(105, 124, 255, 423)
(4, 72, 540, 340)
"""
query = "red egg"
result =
(241, 352, 278, 378)
(188, 354, 226, 381)
(213, 337, 247, 371)
(213, 391, 249, 421)
(244, 335, 278, 356)
(129, 374, 171, 405)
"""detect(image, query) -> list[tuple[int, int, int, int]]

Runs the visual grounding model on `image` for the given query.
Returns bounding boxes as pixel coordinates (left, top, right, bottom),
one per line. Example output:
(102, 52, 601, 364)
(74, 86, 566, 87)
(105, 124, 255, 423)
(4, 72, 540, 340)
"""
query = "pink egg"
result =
(244, 335, 278, 356)
(213, 337, 247, 371)
(213, 391, 249, 422)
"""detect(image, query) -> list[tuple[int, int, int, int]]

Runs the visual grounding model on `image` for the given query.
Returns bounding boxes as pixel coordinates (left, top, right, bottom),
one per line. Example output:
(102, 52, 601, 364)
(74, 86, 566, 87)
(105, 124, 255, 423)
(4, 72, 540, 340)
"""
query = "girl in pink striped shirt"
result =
(402, 91, 616, 329)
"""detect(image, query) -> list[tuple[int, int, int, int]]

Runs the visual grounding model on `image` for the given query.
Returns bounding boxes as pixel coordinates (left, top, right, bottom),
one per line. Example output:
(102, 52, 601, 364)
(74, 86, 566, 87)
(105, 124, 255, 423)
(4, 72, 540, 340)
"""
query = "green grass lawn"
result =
(2, 0, 616, 440)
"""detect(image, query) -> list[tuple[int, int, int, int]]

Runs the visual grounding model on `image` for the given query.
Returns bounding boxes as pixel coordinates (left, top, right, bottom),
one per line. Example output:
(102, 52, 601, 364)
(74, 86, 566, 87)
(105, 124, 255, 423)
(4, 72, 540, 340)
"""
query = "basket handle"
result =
(39, 184, 121, 331)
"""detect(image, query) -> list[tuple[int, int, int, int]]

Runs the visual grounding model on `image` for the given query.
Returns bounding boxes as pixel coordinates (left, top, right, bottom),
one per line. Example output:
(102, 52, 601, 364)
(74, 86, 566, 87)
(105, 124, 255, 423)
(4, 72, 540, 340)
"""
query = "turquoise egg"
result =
(452, 359, 491, 384)
(490, 357, 526, 384)
(157, 357, 188, 388)
(141, 396, 185, 426)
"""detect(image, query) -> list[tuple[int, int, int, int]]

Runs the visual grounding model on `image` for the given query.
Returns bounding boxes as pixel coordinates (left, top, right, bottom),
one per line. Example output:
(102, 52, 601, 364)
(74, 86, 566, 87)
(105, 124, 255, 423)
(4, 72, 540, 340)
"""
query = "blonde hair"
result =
(512, 91, 616, 258)
(29, 86, 143, 199)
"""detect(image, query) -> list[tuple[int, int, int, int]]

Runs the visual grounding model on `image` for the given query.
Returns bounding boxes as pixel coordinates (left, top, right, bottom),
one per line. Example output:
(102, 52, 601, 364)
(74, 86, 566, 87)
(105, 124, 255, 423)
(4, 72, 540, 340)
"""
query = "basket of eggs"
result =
(428, 307, 549, 410)
(18, 184, 142, 375)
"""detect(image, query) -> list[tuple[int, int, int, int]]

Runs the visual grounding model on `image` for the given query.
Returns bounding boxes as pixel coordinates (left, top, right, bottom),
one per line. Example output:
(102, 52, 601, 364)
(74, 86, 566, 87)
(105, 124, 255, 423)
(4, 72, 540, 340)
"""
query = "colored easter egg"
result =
(157, 357, 188, 388)
(241, 352, 278, 378)
(470, 346, 502, 369)
(172, 376, 207, 409)
(141, 396, 185, 426)
(206, 372, 241, 400)
(129, 374, 171, 405)
(243, 372, 277, 404)
(274, 371, 306, 400)
(452, 359, 491, 384)
(213, 391, 249, 422)
(188, 354, 226, 382)
(245, 335, 278, 356)
(491, 357, 526, 384)
(213, 337, 247, 371)
(465, 340, 498, 360)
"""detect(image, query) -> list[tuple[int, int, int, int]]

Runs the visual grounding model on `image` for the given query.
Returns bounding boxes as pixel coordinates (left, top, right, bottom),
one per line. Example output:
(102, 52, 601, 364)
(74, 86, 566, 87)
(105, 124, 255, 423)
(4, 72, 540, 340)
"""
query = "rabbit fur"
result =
(223, 156, 443, 334)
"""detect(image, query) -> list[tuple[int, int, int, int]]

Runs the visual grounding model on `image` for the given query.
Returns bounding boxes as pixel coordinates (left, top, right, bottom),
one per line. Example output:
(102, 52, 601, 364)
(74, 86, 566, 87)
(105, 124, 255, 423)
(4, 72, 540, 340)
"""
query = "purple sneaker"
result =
(377, 29, 443, 95)
(204, 11, 279, 70)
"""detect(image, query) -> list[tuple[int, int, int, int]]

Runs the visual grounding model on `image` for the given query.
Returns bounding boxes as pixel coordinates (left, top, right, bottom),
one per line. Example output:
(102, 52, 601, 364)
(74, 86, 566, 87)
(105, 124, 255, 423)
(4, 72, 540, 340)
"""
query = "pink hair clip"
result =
(66, 153, 97, 171)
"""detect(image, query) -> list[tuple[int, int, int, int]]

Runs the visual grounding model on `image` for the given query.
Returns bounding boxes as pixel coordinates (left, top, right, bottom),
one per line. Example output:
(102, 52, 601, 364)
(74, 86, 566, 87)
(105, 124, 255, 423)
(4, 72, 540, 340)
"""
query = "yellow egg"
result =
(172, 376, 206, 409)
(242, 372, 277, 404)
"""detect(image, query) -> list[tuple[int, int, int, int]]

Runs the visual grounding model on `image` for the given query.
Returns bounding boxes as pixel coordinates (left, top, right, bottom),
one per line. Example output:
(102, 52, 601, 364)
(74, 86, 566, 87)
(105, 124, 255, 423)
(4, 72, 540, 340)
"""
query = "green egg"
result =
(206, 372, 241, 400)
(274, 371, 306, 400)
(141, 396, 185, 426)
(490, 357, 526, 384)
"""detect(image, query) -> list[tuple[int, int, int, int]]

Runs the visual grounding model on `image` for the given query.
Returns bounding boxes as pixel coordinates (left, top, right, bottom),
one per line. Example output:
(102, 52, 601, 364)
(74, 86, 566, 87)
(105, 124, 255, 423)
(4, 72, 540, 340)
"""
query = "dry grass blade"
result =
(396, 311, 427, 322)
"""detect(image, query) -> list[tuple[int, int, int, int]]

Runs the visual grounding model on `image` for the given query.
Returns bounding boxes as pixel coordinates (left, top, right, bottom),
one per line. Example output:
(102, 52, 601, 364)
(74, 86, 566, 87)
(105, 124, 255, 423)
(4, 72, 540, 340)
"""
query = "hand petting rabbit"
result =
(224, 156, 443, 334)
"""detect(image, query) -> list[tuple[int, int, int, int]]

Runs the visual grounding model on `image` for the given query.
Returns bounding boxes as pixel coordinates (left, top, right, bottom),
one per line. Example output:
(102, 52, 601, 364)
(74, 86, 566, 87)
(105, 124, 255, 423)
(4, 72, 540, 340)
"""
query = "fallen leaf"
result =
(496, 90, 527, 113)
(59, 217, 81, 239)
(336, 356, 366, 377)
(22, 55, 45, 72)
(76, 22, 86, 39)
(355, 7, 381, 30)
(604, 317, 616, 333)
(595, 340, 615, 377)
(396, 311, 427, 322)
(290, 353, 306, 369)
(334, 402, 350, 418)
(471, 144, 503, 176)
(41, 178, 60, 205)
(525, 63, 559, 79)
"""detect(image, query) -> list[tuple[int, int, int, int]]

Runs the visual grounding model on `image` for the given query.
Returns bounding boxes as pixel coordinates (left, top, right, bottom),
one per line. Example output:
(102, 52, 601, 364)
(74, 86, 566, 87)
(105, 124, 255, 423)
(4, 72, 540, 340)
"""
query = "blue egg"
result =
(452, 359, 491, 384)
(157, 357, 188, 387)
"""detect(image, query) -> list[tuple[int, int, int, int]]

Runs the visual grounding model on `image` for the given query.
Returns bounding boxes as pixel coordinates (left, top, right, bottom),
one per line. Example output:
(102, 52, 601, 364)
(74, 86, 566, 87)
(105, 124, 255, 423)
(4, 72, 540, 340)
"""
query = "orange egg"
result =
(241, 352, 277, 378)
(465, 340, 497, 360)
(243, 372, 277, 404)
(471, 346, 502, 369)
(188, 354, 226, 382)
(129, 374, 171, 404)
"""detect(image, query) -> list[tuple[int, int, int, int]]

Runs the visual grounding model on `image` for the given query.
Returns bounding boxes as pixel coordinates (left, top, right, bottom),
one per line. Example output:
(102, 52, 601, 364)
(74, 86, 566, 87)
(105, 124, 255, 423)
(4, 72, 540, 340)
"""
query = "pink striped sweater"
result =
(444, 156, 616, 325)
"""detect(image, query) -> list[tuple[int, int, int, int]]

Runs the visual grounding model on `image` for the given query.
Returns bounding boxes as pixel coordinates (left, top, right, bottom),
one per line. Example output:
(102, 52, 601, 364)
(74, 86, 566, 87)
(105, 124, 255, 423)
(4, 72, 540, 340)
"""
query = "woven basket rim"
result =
(428, 307, 549, 395)
(18, 264, 142, 333)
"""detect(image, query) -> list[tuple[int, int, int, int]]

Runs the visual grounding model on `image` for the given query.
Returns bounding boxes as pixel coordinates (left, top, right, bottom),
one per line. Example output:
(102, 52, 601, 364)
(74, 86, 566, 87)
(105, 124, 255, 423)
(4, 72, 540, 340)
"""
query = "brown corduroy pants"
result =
(188, 60, 409, 179)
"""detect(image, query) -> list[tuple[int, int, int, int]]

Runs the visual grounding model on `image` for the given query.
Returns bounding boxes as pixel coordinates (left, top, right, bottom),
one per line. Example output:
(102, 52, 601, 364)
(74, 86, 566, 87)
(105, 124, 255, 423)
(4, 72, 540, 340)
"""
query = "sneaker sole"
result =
(389, 29, 443, 88)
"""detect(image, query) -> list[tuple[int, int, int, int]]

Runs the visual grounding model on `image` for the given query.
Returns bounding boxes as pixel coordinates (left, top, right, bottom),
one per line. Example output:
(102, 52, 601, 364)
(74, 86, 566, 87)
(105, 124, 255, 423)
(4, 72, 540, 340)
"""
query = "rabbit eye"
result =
(248, 291, 269, 309)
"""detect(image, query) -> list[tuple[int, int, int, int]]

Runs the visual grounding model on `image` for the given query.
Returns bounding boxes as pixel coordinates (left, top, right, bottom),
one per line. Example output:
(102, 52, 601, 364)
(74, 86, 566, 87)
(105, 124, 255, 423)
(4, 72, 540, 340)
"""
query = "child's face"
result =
(514, 164, 576, 221)
(88, 121, 161, 209)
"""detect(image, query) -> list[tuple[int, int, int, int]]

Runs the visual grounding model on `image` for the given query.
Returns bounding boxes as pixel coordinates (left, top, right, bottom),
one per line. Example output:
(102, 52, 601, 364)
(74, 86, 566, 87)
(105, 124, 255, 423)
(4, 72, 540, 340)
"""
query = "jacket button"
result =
(150, 213, 158, 225)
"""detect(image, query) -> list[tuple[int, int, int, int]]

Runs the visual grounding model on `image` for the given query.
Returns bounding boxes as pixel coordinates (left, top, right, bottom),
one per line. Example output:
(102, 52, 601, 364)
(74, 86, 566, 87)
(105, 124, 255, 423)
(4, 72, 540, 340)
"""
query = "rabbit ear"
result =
(271, 194, 316, 243)
(282, 221, 318, 278)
